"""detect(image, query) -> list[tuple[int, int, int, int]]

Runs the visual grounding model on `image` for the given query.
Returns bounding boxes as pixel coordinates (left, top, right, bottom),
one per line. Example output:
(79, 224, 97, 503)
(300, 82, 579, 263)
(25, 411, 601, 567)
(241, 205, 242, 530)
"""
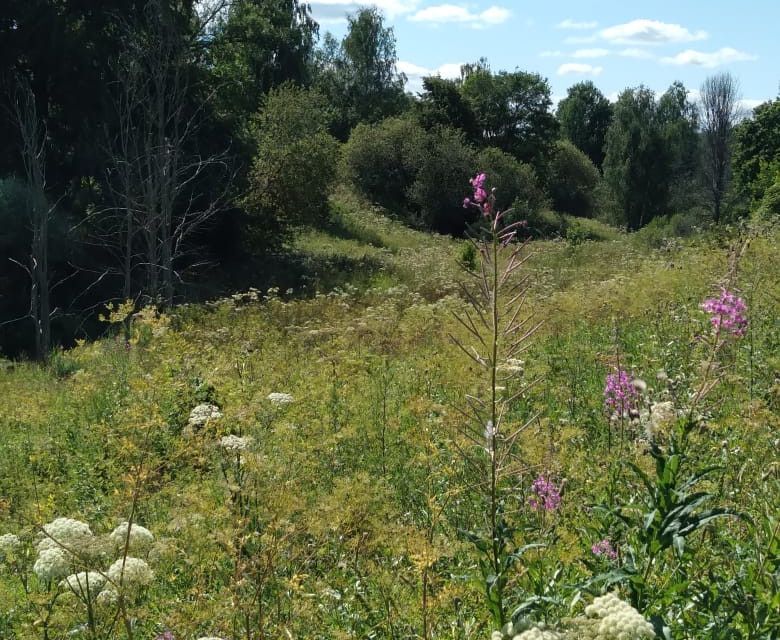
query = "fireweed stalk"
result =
(453, 173, 542, 627)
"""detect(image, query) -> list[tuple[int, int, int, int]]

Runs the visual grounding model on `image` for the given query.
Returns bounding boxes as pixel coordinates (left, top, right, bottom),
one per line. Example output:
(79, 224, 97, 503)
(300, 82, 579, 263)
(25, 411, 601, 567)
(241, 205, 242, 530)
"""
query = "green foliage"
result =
(476, 147, 548, 214)
(755, 174, 780, 219)
(556, 81, 613, 169)
(244, 84, 339, 247)
(603, 87, 672, 230)
(313, 7, 408, 139)
(461, 62, 559, 175)
(732, 97, 780, 200)
(415, 75, 480, 142)
(342, 118, 477, 234)
(548, 140, 601, 218)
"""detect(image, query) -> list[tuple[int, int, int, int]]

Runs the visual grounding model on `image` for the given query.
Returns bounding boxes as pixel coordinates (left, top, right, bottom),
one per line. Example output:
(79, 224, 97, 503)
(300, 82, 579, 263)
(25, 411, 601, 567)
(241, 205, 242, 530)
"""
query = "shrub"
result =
(245, 84, 340, 247)
(523, 208, 568, 238)
(548, 140, 601, 217)
(475, 147, 548, 215)
(340, 116, 427, 215)
(756, 179, 780, 219)
(408, 126, 476, 234)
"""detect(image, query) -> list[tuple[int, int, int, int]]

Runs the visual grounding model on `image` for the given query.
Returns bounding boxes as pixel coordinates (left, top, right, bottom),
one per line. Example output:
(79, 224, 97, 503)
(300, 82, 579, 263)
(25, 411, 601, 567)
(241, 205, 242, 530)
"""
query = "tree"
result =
(700, 73, 741, 223)
(461, 63, 558, 176)
(209, 0, 318, 124)
(556, 81, 613, 169)
(106, 0, 231, 308)
(548, 140, 601, 217)
(314, 7, 408, 139)
(9, 81, 53, 360)
(603, 87, 671, 230)
(732, 97, 780, 202)
(244, 84, 339, 247)
(415, 75, 479, 142)
(657, 81, 701, 212)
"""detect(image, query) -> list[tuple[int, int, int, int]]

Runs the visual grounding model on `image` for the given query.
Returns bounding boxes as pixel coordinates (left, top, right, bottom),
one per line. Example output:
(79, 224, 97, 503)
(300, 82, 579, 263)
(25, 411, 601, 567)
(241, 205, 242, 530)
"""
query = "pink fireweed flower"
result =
(700, 288, 748, 337)
(604, 369, 638, 417)
(529, 475, 561, 511)
(591, 539, 618, 560)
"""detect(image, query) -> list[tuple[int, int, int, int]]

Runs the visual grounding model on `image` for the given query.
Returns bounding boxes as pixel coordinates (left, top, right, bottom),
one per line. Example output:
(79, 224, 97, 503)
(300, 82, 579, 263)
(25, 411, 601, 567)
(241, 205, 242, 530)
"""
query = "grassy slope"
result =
(0, 194, 778, 638)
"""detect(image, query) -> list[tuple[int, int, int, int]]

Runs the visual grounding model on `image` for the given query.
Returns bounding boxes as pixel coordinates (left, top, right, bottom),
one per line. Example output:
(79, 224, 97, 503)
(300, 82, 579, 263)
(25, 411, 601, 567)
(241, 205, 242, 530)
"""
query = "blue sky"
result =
(308, 0, 779, 109)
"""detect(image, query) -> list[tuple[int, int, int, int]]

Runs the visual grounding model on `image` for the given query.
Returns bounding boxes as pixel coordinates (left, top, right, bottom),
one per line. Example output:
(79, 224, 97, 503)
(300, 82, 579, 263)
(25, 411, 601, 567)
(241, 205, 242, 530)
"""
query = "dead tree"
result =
(10, 81, 54, 361)
(106, 0, 231, 309)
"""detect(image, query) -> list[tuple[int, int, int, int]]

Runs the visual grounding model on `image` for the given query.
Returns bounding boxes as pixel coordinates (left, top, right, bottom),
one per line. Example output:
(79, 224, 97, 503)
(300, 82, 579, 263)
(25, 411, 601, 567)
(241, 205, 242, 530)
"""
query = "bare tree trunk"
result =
(13, 80, 52, 361)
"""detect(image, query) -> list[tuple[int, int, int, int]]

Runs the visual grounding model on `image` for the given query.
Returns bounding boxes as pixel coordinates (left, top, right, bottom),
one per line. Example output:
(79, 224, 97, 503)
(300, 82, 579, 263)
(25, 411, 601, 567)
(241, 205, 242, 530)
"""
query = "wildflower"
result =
(529, 475, 561, 512)
(700, 288, 748, 337)
(604, 369, 638, 418)
(155, 632, 175, 640)
(0, 533, 21, 555)
(107, 557, 153, 588)
(591, 539, 618, 560)
(188, 403, 222, 428)
(96, 588, 118, 606)
(513, 628, 563, 640)
(38, 517, 93, 553)
(583, 592, 655, 639)
(220, 434, 253, 452)
(33, 548, 71, 581)
(109, 522, 154, 551)
(59, 571, 107, 598)
(267, 392, 293, 406)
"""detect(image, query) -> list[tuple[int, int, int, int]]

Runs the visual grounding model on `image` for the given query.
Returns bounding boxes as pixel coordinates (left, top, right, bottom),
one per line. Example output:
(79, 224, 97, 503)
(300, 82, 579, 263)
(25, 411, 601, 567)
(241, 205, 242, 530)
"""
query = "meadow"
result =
(0, 191, 778, 640)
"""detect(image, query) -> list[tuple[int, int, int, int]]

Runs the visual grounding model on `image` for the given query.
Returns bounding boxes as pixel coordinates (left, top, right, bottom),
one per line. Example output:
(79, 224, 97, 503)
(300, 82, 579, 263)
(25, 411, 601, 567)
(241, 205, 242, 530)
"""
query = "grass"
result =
(0, 191, 778, 640)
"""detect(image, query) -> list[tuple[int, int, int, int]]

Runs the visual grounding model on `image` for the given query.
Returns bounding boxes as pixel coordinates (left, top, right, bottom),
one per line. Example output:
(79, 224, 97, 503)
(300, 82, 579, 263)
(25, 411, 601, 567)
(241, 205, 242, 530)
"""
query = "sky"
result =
(307, 0, 780, 109)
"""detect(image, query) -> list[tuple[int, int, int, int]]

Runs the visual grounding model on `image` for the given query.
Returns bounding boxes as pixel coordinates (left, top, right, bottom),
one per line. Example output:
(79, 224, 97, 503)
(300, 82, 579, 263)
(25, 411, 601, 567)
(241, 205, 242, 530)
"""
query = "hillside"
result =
(0, 198, 778, 639)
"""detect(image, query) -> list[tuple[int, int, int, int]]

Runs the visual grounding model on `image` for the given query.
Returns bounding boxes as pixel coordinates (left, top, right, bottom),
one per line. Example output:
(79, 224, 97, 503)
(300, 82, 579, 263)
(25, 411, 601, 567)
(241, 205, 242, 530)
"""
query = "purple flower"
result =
(604, 369, 638, 417)
(529, 475, 561, 511)
(591, 539, 617, 560)
(700, 288, 748, 337)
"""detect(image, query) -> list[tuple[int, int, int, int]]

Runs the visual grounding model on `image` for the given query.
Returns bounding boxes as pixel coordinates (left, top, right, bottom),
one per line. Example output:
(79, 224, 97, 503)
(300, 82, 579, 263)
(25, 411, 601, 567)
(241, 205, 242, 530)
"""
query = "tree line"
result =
(1, 0, 778, 359)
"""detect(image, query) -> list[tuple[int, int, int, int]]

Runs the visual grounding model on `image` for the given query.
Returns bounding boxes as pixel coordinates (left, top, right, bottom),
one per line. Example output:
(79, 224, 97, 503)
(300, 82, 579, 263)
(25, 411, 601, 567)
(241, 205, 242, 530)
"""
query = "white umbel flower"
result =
(33, 548, 71, 581)
(96, 588, 118, 606)
(646, 401, 676, 440)
(582, 593, 655, 639)
(107, 557, 153, 588)
(38, 517, 93, 553)
(267, 392, 293, 405)
(109, 522, 154, 550)
(220, 434, 253, 452)
(188, 403, 222, 427)
(0, 533, 21, 554)
(512, 628, 562, 640)
(59, 571, 107, 598)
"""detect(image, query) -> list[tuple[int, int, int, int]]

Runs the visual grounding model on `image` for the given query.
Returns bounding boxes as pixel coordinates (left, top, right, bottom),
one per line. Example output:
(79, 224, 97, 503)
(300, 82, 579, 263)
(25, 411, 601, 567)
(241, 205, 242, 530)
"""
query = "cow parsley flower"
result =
(0, 533, 21, 556)
(267, 392, 293, 406)
(645, 401, 676, 440)
(109, 522, 154, 550)
(583, 593, 655, 639)
(188, 403, 222, 428)
(59, 571, 107, 598)
(513, 628, 563, 640)
(38, 517, 93, 553)
(107, 557, 153, 588)
(220, 434, 253, 452)
(529, 475, 561, 512)
(96, 588, 118, 606)
(33, 548, 71, 581)
(701, 288, 748, 337)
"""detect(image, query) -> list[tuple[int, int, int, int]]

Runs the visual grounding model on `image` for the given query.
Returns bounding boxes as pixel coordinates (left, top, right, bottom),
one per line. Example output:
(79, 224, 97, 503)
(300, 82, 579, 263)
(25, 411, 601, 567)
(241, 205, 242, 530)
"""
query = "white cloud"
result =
(618, 48, 655, 59)
(572, 48, 610, 58)
(740, 98, 765, 111)
(539, 50, 564, 57)
(309, 0, 419, 21)
(397, 60, 463, 93)
(409, 4, 511, 28)
(557, 63, 603, 76)
(600, 19, 707, 45)
(661, 47, 758, 68)
(564, 34, 598, 44)
(557, 18, 598, 30)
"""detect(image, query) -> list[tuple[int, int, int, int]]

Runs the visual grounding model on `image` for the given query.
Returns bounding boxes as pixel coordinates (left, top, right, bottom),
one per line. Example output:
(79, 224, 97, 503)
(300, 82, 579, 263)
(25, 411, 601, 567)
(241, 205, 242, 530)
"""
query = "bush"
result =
(755, 179, 780, 219)
(475, 147, 547, 216)
(523, 208, 568, 238)
(548, 140, 600, 217)
(341, 116, 427, 215)
(408, 126, 476, 234)
(245, 84, 340, 247)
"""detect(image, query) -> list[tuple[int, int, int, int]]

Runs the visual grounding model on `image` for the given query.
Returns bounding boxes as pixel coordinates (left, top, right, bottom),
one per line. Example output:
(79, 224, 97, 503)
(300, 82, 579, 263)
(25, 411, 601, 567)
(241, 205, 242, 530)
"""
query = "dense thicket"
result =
(0, 0, 776, 358)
